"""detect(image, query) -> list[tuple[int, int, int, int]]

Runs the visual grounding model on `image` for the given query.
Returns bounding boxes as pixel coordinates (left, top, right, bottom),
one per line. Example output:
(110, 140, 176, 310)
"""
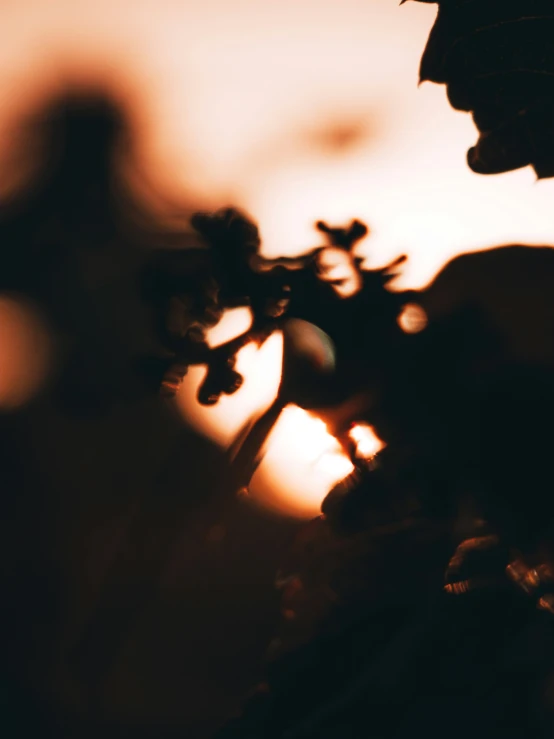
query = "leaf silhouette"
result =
(410, 0, 554, 177)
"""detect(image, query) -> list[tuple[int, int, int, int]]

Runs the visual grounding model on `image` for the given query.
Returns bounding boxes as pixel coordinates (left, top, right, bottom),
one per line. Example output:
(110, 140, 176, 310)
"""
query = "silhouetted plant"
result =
(409, 0, 554, 177)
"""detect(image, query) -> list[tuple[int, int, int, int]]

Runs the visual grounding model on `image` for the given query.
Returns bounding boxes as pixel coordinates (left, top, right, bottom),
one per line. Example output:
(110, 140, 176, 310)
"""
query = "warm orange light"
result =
(0, 294, 51, 410)
(315, 247, 362, 298)
(205, 306, 252, 348)
(250, 405, 354, 518)
(3, 0, 554, 288)
(349, 423, 383, 459)
(397, 303, 428, 334)
(176, 308, 355, 517)
(176, 308, 282, 447)
(6, 0, 554, 520)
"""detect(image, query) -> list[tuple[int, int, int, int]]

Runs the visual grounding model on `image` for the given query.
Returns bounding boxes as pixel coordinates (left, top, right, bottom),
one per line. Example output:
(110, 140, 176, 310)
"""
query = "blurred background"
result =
(4, 0, 554, 278)
(1, 1, 554, 737)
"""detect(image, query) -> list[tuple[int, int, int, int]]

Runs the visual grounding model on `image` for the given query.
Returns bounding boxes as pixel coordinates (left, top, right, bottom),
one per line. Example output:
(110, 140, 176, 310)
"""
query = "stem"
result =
(227, 396, 288, 495)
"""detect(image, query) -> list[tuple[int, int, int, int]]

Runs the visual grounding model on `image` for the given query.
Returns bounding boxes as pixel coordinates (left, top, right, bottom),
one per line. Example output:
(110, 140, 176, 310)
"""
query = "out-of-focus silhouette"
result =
(3, 81, 554, 739)
(0, 92, 301, 739)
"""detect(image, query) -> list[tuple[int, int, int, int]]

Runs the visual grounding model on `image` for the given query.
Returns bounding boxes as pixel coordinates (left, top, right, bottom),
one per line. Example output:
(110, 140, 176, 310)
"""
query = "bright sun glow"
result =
(176, 308, 283, 447)
(349, 423, 383, 459)
(177, 308, 356, 518)
(251, 406, 355, 518)
(3, 0, 554, 287)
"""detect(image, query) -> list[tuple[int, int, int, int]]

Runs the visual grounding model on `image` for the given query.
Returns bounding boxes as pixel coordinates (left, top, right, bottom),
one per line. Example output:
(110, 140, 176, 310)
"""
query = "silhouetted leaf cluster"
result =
(146, 209, 407, 410)
(411, 0, 554, 177)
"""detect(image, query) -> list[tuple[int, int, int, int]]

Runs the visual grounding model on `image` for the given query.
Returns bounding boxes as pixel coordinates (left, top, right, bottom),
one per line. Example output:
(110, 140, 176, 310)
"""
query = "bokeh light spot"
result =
(350, 423, 383, 459)
(0, 294, 51, 410)
(397, 303, 428, 334)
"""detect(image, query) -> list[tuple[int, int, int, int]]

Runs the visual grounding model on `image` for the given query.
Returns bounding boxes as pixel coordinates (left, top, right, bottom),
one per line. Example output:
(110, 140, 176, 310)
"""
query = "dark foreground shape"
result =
(216, 242, 554, 739)
(411, 0, 554, 178)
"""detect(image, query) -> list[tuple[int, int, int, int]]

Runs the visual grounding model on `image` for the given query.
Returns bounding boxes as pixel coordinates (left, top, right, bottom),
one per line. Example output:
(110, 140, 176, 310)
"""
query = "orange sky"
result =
(2, 0, 554, 287)
(2, 0, 554, 515)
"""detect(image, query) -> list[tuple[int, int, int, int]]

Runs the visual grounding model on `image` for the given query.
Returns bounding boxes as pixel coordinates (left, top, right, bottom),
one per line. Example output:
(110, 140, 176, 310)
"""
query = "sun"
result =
(175, 308, 383, 518)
